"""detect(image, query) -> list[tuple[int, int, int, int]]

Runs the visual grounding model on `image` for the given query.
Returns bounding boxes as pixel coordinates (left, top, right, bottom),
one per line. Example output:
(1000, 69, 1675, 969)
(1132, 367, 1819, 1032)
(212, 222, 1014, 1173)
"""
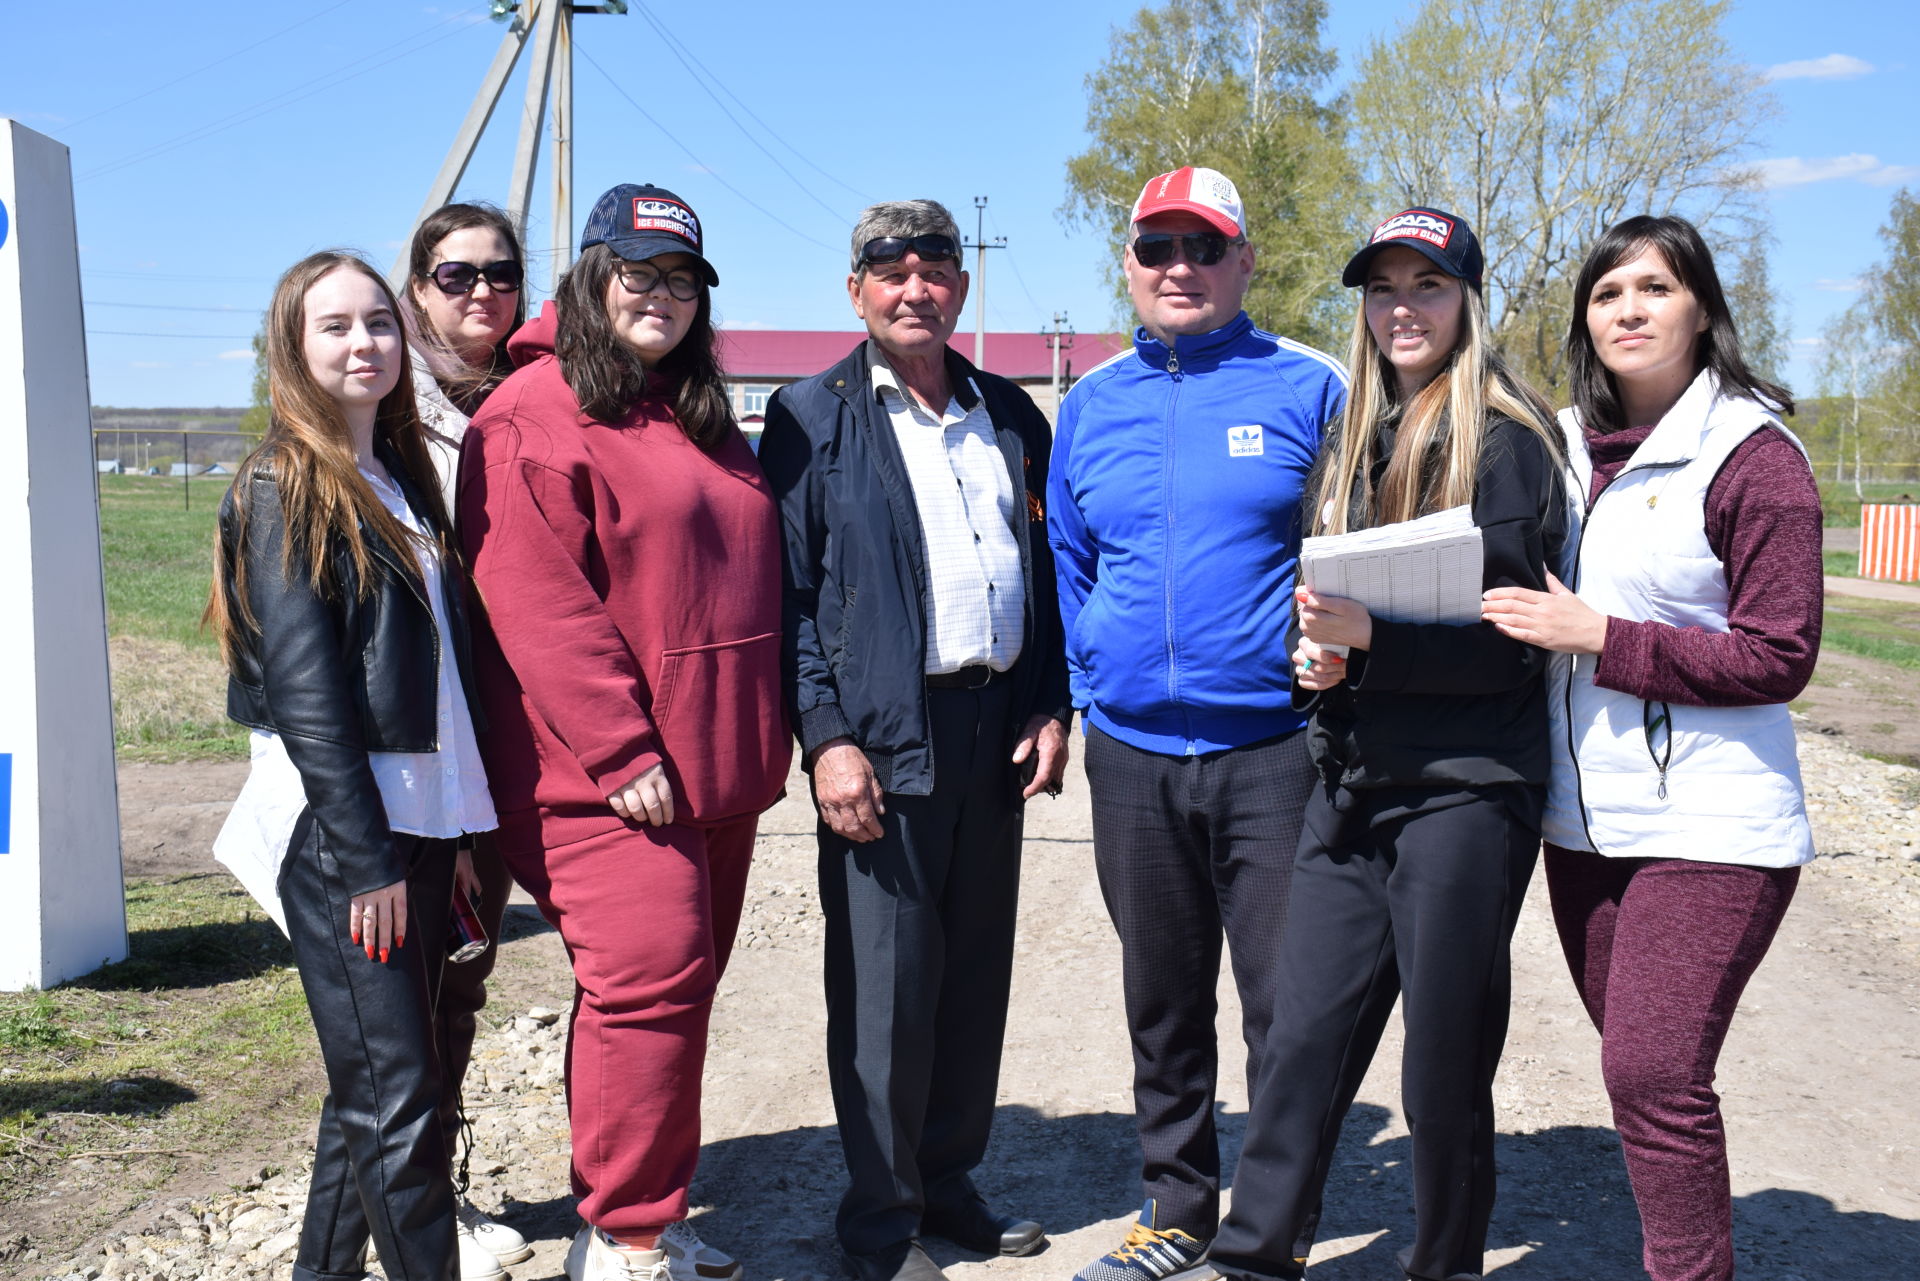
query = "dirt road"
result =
(72, 725, 1920, 1280)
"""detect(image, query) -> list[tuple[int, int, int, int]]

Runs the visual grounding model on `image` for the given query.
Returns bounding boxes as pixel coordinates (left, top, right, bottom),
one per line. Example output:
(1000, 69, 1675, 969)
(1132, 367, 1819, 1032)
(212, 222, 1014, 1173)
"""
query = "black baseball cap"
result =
(580, 183, 719, 286)
(1342, 206, 1483, 291)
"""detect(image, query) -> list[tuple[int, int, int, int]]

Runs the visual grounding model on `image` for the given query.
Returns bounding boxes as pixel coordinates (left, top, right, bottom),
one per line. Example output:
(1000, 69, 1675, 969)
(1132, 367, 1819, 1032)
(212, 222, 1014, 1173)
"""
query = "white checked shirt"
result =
(871, 349, 1027, 675)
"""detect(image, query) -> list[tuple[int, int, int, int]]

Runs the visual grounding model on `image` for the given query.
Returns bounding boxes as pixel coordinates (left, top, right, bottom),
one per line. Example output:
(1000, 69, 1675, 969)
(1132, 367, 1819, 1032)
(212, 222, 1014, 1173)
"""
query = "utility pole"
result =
(964, 196, 1006, 368)
(391, 1, 628, 293)
(1043, 310, 1075, 412)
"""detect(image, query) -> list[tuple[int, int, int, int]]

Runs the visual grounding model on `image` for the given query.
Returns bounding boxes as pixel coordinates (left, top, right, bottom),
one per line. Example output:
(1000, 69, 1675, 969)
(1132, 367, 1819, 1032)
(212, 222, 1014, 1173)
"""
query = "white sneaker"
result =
(566, 1226, 673, 1281)
(458, 1227, 507, 1281)
(459, 1197, 535, 1265)
(661, 1220, 744, 1281)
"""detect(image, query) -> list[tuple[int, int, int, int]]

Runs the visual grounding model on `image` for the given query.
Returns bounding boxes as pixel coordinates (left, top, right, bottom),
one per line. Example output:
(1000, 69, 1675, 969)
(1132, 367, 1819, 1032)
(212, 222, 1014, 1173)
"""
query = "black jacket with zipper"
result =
(1295, 415, 1569, 792)
(757, 340, 1072, 796)
(219, 444, 482, 896)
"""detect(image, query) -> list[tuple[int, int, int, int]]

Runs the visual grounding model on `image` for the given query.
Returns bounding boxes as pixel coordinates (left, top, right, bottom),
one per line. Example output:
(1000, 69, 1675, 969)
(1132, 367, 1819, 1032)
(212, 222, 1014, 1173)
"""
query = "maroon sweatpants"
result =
(502, 814, 758, 1235)
(1544, 844, 1799, 1281)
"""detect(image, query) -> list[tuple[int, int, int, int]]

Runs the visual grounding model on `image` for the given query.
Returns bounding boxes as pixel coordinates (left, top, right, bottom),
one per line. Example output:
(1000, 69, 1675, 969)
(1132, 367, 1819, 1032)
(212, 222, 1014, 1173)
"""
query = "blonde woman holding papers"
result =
(1207, 207, 1567, 1281)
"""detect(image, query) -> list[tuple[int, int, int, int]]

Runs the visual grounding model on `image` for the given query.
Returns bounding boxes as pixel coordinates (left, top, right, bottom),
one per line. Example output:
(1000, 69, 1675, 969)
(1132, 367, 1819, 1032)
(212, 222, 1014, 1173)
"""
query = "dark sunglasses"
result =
(1131, 231, 1238, 268)
(425, 259, 524, 295)
(857, 234, 960, 270)
(615, 261, 704, 302)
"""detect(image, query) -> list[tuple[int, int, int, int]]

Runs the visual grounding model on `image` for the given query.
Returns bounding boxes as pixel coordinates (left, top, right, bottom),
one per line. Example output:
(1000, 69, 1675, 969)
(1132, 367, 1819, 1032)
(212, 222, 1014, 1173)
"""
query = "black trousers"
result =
(820, 680, 1026, 1256)
(281, 813, 457, 1281)
(435, 829, 513, 1183)
(1211, 784, 1539, 1281)
(1084, 725, 1316, 1237)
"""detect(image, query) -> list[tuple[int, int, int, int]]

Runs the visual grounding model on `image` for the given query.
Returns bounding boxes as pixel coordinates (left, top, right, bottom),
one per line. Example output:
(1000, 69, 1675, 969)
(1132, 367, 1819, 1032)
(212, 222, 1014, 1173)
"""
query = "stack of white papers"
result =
(1298, 504, 1484, 655)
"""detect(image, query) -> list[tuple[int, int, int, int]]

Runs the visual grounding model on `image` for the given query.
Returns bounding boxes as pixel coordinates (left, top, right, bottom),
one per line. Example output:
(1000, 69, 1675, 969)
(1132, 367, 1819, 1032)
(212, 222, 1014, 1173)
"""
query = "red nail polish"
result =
(380, 947, 390, 964)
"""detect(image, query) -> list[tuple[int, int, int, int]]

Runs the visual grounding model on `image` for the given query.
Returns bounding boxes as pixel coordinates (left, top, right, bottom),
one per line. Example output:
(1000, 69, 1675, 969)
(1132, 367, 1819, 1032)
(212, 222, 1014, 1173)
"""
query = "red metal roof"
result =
(717, 328, 1133, 381)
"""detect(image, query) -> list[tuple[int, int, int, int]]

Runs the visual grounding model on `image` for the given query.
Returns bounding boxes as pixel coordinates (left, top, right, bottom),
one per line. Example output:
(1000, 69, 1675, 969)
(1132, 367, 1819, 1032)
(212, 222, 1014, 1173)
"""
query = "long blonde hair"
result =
(1312, 284, 1561, 535)
(207, 252, 452, 669)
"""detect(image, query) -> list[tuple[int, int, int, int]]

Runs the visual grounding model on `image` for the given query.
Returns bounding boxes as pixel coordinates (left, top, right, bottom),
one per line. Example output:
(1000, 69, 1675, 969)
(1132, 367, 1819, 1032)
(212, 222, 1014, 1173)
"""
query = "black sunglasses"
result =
(857, 234, 960, 270)
(426, 259, 524, 295)
(615, 261, 704, 302)
(1131, 231, 1238, 269)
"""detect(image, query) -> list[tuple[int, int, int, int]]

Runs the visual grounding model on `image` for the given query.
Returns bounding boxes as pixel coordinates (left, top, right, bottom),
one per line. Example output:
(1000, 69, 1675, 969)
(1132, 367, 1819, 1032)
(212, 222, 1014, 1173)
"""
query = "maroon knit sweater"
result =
(1586, 423, 1824, 707)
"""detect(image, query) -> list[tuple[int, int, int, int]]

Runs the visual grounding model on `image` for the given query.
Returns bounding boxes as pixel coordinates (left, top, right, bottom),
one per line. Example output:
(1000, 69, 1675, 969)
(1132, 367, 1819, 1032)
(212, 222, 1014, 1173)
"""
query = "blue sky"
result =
(1, 0, 1913, 407)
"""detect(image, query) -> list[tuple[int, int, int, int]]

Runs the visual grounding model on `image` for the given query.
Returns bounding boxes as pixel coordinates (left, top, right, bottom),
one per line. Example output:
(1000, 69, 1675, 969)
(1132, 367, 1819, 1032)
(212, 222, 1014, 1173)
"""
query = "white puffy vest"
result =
(1540, 371, 1815, 867)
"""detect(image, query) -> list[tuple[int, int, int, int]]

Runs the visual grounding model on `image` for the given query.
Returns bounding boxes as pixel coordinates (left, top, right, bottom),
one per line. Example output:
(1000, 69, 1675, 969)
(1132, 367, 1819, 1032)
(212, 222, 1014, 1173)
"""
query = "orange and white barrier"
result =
(1860, 504, 1920, 583)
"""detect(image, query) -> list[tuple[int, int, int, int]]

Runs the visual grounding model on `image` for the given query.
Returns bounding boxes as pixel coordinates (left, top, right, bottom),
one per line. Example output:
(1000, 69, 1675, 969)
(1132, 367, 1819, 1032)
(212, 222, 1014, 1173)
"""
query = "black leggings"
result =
(1211, 783, 1539, 1281)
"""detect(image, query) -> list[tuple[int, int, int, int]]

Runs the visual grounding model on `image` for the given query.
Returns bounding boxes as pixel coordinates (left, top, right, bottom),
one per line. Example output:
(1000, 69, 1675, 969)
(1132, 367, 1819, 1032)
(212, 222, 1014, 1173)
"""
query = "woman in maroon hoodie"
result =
(458, 184, 790, 1281)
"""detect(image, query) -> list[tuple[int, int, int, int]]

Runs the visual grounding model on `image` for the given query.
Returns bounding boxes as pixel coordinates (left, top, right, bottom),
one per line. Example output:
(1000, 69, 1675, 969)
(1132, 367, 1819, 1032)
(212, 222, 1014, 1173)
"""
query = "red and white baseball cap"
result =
(1129, 166, 1247, 237)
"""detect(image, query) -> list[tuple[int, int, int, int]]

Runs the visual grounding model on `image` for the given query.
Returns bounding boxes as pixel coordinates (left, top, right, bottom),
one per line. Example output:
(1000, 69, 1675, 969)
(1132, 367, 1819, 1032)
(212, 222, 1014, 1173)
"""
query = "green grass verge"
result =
(1819, 479, 1920, 527)
(0, 875, 318, 1202)
(1823, 594, 1920, 670)
(98, 474, 247, 761)
(1823, 550, 1859, 577)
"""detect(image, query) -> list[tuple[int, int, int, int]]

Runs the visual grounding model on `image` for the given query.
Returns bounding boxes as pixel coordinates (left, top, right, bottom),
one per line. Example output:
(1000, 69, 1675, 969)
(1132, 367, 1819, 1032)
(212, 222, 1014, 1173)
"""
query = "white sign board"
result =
(0, 119, 128, 989)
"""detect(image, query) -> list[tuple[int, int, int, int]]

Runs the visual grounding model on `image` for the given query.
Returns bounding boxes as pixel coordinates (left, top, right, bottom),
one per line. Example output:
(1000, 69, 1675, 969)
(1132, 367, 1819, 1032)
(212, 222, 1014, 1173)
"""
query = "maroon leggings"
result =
(1544, 845, 1798, 1281)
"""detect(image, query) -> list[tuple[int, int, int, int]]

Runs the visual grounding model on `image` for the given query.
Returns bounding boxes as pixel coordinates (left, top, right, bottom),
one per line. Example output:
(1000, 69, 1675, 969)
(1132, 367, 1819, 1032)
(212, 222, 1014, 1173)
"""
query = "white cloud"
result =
(1764, 53, 1874, 81)
(1749, 154, 1920, 189)
(217, 349, 253, 360)
(1813, 277, 1866, 292)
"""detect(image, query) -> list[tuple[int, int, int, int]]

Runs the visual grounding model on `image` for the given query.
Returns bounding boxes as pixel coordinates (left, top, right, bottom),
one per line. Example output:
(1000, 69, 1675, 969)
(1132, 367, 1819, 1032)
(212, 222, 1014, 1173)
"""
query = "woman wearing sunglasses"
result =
(398, 200, 531, 1281)
(1482, 216, 1821, 1281)
(458, 183, 790, 1281)
(1207, 208, 1567, 1281)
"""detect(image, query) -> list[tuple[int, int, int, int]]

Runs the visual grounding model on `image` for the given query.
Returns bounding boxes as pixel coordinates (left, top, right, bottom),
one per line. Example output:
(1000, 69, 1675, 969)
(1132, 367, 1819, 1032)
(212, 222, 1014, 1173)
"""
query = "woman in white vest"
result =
(400, 201, 530, 1281)
(1482, 215, 1823, 1281)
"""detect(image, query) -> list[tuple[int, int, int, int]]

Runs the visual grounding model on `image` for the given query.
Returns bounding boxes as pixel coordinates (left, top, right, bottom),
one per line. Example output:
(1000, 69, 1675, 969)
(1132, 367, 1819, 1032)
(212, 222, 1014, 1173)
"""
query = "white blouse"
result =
(213, 466, 495, 929)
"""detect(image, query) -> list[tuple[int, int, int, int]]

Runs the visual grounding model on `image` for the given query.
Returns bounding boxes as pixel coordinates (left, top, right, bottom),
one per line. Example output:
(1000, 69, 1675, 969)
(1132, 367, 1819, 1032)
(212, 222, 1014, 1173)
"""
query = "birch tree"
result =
(1063, 0, 1355, 350)
(1351, 0, 1777, 390)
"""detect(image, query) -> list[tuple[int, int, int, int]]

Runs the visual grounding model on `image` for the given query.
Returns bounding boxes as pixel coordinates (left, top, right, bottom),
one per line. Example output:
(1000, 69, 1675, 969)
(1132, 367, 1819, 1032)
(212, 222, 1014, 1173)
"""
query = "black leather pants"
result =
(280, 812, 457, 1281)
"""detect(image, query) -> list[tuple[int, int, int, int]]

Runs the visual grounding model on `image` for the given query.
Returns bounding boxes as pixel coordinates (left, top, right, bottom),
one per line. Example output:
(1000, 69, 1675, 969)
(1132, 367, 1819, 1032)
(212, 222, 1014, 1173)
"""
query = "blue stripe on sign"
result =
(0, 754, 11, 853)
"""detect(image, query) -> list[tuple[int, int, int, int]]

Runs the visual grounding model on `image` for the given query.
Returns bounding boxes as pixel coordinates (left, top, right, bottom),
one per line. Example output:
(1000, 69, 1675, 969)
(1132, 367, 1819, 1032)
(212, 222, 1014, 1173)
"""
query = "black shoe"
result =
(846, 1241, 949, 1281)
(922, 1196, 1048, 1258)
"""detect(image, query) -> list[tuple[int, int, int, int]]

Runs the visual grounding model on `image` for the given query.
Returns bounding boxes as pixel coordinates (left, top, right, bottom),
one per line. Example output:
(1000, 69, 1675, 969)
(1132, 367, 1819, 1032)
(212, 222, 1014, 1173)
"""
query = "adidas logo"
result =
(1227, 425, 1264, 457)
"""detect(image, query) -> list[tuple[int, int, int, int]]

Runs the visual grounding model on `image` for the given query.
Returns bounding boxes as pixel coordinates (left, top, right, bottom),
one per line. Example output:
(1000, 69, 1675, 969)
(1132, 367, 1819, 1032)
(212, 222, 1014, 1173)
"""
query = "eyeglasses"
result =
(1130, 231, 1239, 269)
(857, 234, 960, 271)
(425, 259, 524, 295)
(615, 262, 703, 301)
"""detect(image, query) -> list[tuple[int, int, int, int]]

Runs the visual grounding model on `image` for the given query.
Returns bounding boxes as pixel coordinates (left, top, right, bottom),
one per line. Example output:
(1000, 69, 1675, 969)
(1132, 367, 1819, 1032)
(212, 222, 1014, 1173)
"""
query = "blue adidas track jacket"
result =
(1047, 311, 1347, 755)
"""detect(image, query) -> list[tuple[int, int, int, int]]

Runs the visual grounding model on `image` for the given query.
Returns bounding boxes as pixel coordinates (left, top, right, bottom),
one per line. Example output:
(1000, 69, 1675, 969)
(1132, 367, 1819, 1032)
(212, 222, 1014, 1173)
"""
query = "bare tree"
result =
(1350, 0, 1778, 389)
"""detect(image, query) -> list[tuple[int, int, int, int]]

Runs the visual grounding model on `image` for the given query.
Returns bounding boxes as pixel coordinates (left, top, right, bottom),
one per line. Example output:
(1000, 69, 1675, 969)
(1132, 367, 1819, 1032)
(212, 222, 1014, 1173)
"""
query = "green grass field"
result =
(97, 473, 247, 761)
(1824, 594, 1920, 670)
(1818, 479, 1919, 528)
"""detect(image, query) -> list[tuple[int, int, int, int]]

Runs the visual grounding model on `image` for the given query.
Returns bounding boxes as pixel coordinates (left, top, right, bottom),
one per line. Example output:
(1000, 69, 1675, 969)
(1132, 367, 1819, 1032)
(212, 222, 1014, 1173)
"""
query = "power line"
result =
(78, 12, 478, 182)
(631, 8, 873, 205)
(574, 46, 838, 254)
(987, 205, 1046, 315)
(626, 6, 851, 223)
(87, 329, 256, 340)
(64, 0, 359, 130)
(86, 300, 262, 315)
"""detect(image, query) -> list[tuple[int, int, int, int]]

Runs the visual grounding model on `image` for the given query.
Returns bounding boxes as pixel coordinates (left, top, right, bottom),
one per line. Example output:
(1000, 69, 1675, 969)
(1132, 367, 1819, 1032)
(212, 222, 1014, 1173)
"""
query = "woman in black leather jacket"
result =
(208, 250, 496, 1281)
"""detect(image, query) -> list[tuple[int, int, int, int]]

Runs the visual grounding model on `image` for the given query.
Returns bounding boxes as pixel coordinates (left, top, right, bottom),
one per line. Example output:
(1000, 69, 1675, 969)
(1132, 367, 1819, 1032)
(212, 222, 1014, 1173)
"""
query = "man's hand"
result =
(1013, 713, 1069, 799)
(810, 737, 886, 842)
(607, 763, 676, 827)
